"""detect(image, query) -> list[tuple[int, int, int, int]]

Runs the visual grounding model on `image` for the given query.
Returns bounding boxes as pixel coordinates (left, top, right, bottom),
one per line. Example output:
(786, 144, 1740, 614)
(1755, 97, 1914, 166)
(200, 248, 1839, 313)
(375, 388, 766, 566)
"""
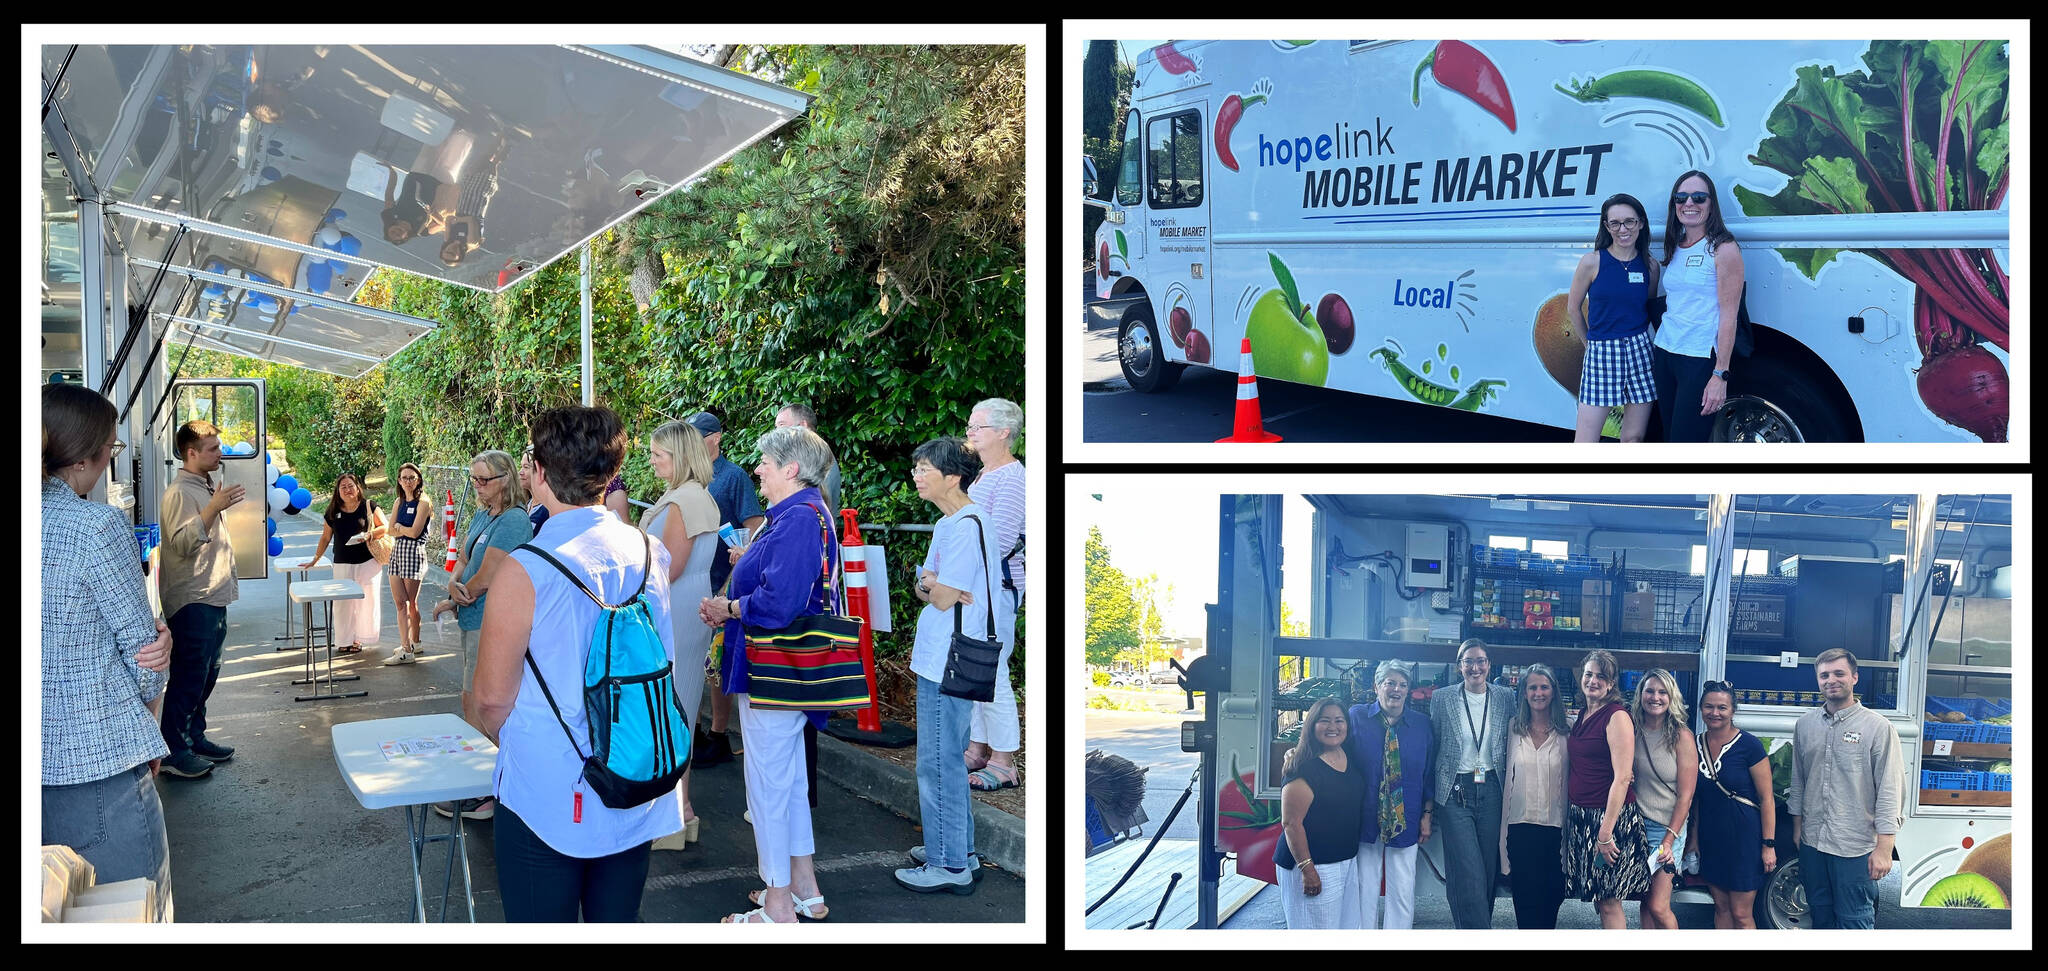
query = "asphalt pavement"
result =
(151, 496, 1023, 924)
(1088, 709, 2011, 931)
(1080, 268, 1570, 444)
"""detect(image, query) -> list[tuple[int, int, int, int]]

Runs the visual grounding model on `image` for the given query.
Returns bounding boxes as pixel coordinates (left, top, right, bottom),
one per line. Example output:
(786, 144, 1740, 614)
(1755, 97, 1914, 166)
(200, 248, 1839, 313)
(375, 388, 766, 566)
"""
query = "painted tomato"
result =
(1217, 754, 1283, 885)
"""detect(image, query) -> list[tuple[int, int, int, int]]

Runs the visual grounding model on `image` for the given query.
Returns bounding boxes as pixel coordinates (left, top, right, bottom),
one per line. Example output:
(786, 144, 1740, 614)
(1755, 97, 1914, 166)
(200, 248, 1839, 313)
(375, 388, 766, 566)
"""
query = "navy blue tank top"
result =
(394, 498, 421, 528)
(1586, 248, 1651, 340)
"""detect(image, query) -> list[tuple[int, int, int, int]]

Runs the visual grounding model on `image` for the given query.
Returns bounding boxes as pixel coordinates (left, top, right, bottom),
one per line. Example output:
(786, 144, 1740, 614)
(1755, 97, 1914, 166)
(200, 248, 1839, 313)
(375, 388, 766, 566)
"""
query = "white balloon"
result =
(269, 486, 290, 511)
(235, 441, 252, 454)
(266, 464, 280, 485)
(318, 226, 342, 247)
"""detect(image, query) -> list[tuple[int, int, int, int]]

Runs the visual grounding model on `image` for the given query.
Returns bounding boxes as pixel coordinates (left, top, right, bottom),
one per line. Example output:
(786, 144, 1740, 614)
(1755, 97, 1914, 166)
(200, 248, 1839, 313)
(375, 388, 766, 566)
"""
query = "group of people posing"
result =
(1276, 640, 1903, 930)
(40, 382, 1028, 924)
(1566, 170, 1748, 443)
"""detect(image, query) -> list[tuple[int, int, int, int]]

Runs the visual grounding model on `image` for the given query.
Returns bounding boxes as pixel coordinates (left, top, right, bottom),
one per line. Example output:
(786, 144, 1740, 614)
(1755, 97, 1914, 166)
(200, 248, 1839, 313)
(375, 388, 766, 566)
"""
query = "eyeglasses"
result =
(1459, 658, 1489, 668)
(1378, 682, 1410, 693)
(1673, 192, 1712, 205)
(471, 473, 506, 485)
(910, 465, 938, 478)
(966, 424, 992, 434)
(1604, 218, 1641, 231)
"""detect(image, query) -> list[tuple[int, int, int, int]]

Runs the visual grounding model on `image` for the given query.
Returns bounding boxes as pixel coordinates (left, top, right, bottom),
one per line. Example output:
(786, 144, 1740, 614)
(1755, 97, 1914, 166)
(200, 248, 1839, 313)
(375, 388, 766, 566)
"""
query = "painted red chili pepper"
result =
(1413, 40, 1517, 133)
(1153, 42, 1199, 76)
(1214, 78, 1272, 172)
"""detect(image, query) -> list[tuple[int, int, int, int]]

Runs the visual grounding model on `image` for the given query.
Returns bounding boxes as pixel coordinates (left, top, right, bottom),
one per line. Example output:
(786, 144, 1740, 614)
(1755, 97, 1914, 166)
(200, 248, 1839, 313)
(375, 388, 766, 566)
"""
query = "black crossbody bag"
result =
(940, 514, 1004, 703)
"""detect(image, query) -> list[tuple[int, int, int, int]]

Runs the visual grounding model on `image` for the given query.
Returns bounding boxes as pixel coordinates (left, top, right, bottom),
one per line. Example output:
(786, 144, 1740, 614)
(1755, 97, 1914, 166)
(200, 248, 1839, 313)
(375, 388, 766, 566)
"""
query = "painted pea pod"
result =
(1554, 69, 1725, 126)
(1449, 379, 1510, 412)
(1370, 346, 1464, 406)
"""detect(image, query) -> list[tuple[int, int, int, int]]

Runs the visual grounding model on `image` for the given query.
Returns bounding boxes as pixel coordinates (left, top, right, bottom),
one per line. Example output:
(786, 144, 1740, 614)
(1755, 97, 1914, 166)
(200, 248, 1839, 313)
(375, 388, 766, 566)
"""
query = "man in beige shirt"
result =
(156, 422, 245, 780)
(1787, 647, 1904, 929)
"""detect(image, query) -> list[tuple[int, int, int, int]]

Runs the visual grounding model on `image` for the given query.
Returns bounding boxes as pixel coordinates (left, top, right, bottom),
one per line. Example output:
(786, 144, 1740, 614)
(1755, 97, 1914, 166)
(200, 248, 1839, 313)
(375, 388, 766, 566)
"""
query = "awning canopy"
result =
(43, 43, 809, 376)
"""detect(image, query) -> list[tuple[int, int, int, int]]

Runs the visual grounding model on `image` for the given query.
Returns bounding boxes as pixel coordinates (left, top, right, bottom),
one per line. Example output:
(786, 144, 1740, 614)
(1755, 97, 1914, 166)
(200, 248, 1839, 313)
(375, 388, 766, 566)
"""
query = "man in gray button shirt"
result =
(1788, 648, 1904, 929)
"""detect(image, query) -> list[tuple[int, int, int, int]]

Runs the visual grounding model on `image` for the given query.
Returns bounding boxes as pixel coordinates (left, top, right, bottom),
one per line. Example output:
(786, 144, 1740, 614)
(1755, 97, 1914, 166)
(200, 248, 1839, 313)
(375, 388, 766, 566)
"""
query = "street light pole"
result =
(580, 242, 593, 406)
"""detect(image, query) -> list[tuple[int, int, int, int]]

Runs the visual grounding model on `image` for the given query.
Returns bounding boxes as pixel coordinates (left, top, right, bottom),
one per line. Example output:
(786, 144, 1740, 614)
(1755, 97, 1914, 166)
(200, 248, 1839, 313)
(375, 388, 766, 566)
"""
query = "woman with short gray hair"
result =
(1346, 659, 1433, 927)
(964, 397, 1025, 791)
(755, 426, 834, 491)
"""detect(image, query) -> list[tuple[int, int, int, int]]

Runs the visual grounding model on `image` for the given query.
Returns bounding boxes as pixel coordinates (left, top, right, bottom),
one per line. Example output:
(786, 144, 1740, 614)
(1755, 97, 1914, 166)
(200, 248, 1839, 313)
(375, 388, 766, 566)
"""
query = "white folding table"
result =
(290, 578, 367, 702)
(271, 554, 333, 650)
(332, 714, 497, 922)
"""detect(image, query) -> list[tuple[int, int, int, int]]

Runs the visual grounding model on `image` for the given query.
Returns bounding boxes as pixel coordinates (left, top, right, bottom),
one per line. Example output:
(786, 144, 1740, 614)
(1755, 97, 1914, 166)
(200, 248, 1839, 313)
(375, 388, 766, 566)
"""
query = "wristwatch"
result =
(1711, 368, 1731, 381)
(1760, 838, 1777, 848)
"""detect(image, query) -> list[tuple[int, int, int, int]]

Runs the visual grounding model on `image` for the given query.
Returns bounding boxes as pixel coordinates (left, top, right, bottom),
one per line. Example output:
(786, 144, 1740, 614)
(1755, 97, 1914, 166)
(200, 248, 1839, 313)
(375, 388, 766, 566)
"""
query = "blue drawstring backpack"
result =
(516, 536, 690, 810)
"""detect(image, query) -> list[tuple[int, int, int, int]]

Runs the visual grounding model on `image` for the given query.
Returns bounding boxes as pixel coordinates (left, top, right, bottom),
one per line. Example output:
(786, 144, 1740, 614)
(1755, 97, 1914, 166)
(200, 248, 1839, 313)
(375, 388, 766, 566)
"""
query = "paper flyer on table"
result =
(379, 735, 477, 760)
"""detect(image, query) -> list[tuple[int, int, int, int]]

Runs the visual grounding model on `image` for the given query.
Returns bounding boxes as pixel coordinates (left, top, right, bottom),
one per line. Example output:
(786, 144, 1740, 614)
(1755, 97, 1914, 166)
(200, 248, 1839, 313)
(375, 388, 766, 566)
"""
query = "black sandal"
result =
(337, 644, 363, 655)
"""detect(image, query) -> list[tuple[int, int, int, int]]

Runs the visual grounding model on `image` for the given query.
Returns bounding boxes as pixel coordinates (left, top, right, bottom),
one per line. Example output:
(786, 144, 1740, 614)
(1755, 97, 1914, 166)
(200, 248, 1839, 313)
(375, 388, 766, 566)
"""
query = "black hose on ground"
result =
(1085, 768, 1195, 917)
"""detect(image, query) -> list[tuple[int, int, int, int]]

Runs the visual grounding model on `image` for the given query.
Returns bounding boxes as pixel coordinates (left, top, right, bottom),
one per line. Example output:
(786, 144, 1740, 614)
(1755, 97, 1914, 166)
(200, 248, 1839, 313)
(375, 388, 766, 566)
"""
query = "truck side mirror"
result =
(1082, 155, 1100, 198)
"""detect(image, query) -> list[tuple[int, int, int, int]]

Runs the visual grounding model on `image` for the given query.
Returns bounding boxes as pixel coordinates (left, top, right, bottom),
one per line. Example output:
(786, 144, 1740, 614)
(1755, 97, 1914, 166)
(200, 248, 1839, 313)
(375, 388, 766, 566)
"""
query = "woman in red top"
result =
(1563, 649, 1650, 927)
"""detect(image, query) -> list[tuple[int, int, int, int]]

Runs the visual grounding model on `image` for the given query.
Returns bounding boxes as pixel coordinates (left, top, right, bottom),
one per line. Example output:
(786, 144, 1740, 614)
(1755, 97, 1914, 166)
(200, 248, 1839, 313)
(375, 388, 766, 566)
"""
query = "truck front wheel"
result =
(1757, 854, 1808, 929)
(1715, 353, 1855, 443)
(1119, 309, 1183, 394)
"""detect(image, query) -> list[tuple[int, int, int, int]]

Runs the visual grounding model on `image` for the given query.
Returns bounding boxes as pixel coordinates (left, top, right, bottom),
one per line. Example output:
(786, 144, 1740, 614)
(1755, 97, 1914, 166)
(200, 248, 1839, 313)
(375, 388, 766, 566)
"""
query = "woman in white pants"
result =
(298, 472, 386, 652)
(962, 398, 1025, 790)
(1351, 660, 1432, 929)
(1275, 697, 1368, 928)
(696, 427, 839, 924)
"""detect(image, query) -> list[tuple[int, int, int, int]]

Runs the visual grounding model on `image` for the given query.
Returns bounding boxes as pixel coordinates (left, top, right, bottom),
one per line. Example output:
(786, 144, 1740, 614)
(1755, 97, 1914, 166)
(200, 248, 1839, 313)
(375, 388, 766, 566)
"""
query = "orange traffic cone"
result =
(1217, 336, 1283, 442)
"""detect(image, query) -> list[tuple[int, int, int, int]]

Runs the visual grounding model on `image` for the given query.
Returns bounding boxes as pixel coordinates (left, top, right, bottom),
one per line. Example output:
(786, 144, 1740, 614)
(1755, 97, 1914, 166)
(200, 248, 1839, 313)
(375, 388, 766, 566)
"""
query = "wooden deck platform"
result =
(1083, 838, 1268, 930)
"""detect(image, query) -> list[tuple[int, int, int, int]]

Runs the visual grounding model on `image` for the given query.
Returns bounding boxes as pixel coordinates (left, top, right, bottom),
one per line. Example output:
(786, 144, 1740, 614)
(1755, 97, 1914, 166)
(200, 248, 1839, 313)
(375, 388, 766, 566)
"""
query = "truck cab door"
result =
(163, 378, 268, 581)
(1095, 106, 1147, 299)
(1139, 103, 1213, 360)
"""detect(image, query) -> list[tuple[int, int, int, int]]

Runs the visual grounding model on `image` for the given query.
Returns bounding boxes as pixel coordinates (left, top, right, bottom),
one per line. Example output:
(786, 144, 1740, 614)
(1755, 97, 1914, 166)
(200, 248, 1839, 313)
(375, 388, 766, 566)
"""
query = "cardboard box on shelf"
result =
(1582, 579, 1611, 633)
(1621, 591, 1655, 633)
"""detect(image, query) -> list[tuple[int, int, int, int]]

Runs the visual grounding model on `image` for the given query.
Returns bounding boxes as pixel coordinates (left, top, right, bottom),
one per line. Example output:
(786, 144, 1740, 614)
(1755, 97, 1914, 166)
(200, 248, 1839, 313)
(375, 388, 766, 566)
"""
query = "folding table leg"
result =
(405, 804, 427, 922)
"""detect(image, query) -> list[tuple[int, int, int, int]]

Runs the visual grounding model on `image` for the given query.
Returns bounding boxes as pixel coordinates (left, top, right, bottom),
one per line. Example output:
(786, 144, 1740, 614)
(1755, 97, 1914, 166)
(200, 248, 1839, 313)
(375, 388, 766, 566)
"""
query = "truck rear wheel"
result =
(1715, 354, 1855, 442)
(1119, 309, 1183, 394)
(1758, 854, 1808, 929)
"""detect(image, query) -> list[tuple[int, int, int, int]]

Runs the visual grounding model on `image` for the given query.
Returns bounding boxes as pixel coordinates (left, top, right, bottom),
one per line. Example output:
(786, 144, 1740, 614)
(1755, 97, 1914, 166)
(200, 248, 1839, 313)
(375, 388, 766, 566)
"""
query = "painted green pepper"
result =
(1554, 69, 1724, 126)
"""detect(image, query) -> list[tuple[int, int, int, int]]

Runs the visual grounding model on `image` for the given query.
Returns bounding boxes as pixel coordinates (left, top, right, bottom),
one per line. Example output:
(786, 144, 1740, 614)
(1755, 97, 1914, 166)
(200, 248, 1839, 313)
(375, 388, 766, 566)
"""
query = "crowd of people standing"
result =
(39, 384, 1028, 924)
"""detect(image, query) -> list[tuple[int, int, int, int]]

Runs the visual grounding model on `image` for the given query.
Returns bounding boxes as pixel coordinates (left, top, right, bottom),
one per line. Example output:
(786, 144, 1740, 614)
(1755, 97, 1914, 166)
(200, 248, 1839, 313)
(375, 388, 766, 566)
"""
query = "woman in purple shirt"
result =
(696, 426, 839, 924)
(1564, 649, 1650, 927)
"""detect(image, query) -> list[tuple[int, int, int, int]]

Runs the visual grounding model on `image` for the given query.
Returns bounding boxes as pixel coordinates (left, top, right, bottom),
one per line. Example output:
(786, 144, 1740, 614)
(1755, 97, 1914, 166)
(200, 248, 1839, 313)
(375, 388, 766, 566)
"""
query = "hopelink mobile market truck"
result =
(1084, 39, 2010, 442)
(1168, 493, 2011, 927)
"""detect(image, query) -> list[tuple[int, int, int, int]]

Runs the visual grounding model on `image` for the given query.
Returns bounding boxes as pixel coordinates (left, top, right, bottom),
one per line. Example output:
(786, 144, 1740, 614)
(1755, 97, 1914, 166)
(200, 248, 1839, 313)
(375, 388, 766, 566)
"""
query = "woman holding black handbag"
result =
(897, 438, 1010, 896)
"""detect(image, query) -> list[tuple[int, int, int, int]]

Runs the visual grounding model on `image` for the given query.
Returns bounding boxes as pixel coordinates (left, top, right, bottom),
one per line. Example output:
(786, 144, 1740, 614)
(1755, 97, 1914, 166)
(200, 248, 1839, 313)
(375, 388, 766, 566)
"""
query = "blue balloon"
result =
(264, 451, 272, 464)
(292, 487, 312, 509)
(305, 261, 334, 294)
(327, 208, 347, 223)
(266, 518, 276, 536)
(261, 165, 282, 182)
(276, 474, 297, 493)
(335, 233, 363, 257)
(267, 536, 284, 557)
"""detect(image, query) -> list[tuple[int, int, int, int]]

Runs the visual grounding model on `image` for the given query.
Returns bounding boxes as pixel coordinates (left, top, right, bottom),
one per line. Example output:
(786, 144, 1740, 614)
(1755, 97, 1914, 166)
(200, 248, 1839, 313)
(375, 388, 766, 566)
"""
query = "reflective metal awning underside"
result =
(43, 43, 809, 376)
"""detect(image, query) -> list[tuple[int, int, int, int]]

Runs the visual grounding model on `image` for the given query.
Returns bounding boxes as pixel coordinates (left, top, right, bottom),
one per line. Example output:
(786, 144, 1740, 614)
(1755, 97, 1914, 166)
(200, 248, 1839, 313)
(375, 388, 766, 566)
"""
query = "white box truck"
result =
(1086, 39, 2011, 442)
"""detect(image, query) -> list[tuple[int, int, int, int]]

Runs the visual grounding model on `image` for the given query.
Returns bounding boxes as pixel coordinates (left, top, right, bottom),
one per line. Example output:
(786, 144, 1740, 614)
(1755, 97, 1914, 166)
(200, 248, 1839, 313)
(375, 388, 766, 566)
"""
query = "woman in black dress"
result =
(1690, 681, 1777, 928)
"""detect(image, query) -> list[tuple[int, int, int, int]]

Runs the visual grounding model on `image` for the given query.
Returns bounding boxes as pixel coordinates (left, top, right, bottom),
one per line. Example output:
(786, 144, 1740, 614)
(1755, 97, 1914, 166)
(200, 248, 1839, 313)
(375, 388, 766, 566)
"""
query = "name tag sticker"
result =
(1629, 272, 1645, 283)
(1843, 730, 1863, 744)
(1687, 255, 1706, 267)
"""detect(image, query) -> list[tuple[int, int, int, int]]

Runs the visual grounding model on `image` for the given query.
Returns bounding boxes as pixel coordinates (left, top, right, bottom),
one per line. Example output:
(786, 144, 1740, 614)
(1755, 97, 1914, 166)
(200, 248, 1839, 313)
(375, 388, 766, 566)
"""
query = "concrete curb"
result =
(817, 733, 1027, 878)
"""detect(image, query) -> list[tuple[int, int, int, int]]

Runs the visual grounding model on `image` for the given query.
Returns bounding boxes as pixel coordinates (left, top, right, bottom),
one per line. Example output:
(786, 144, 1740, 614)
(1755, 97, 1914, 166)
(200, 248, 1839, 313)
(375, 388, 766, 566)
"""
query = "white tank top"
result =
(1654, 235, 1721, 358)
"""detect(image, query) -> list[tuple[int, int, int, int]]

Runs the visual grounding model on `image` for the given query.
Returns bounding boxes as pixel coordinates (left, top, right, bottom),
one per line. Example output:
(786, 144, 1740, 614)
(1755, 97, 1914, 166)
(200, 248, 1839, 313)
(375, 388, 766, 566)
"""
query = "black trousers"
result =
(1506, 823, 1568, 929)
(494, 803, 651, 922)
(1651, 345, 1720, 442)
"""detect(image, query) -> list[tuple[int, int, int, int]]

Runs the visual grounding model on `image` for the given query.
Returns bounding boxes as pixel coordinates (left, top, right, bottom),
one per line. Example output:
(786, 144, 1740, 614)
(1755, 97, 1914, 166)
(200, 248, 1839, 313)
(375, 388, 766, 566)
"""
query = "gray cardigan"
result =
(1429, 682, 1517, 804)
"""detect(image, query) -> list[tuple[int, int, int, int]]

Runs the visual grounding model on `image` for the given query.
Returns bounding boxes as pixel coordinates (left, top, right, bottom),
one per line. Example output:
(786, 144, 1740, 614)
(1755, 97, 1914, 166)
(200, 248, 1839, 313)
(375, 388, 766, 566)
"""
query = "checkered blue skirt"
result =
(1579, 330, 1658, 407)
(389, 535, 427, 581)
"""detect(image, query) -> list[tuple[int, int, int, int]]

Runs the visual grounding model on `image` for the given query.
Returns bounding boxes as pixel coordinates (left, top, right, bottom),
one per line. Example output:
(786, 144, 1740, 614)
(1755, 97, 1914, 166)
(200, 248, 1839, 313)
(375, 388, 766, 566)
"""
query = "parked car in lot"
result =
(1148, 668, 1182, 684)
(1108, 671, 1145, 689)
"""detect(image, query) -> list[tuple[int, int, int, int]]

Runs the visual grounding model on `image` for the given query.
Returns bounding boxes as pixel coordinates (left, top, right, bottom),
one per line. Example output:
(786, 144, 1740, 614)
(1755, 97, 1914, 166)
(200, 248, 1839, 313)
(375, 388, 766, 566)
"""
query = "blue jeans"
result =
(42, 762, 174, 920)
(493, 803, 651, 922)
(160, 603, 227, 756)
(915, 676, 976, 869)
(1799, 843, 1879, 929)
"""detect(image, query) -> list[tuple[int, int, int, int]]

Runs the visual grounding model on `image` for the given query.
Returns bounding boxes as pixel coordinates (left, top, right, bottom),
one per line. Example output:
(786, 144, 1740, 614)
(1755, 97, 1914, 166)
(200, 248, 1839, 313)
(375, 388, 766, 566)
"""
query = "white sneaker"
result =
(382, 646, 418, 665)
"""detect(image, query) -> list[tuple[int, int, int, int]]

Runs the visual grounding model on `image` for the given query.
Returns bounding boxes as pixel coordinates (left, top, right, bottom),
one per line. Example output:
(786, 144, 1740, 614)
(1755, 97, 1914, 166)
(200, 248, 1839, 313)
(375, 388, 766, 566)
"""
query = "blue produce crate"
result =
(1979, 772, 2013, 792)
(1975, 723, 2013, 745)
(1923, 721, 1979, 742)
(1084, 794, 1112, 849)
(1922, 769, 1971, 791)
(1926, 696, 2002, 720)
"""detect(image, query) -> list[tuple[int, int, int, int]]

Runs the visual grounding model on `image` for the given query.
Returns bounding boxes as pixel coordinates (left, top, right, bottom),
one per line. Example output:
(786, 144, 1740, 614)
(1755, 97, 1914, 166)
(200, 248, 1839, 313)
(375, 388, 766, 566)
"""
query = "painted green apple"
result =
(1246, 289, 1330, 386)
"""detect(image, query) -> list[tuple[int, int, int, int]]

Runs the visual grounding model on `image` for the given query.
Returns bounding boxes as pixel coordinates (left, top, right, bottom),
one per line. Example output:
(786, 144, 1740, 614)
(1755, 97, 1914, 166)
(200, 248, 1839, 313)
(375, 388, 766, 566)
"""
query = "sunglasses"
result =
(1673, 192, 1712, 205)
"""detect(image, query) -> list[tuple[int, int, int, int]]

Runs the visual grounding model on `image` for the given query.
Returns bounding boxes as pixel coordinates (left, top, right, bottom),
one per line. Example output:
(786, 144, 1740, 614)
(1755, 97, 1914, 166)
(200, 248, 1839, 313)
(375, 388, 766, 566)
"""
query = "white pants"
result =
(969, 592, 1020, 751)
(1354, 840, 1419, 929)
(735, 694, 815, 887)
(332, 560, 384, 646)
(1278, 856, 1362, 929)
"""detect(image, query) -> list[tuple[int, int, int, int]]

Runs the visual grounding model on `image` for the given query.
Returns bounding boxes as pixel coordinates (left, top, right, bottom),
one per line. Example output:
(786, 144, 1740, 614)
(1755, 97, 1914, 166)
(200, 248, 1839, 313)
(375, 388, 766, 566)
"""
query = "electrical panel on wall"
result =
(1405, 523, 1449, 589)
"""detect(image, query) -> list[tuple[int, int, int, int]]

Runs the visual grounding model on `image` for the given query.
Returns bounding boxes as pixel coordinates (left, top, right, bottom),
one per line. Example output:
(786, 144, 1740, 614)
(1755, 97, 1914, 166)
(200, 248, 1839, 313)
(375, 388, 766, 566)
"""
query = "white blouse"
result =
(1502, 729, 1570, 828)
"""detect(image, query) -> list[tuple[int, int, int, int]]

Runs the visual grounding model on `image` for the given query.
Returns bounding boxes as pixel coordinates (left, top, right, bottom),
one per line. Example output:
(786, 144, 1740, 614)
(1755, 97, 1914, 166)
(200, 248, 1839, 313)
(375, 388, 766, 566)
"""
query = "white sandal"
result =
(721, 907, 794, 924)
(748, 888, 828, 920)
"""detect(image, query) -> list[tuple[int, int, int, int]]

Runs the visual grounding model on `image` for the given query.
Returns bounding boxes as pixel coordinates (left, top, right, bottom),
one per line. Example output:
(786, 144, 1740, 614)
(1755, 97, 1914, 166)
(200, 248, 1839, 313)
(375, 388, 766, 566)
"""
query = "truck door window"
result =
(1147, 109, 1204, 210)
(1116, 108, 1143, 207)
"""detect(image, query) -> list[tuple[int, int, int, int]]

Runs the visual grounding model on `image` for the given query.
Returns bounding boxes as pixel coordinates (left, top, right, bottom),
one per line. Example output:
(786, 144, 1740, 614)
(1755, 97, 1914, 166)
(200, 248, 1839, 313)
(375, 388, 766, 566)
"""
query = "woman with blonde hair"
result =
(1631, 668, 1698, 928)
(1499, 663, 1571, 927)
(1564, 649, 1649, 928)
(640, 420, 721, 851)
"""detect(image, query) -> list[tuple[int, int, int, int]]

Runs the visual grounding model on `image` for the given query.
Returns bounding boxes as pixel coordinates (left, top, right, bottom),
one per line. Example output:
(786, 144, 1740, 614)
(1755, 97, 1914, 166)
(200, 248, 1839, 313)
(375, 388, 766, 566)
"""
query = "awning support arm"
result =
(122, 279, 193, 423)
(41, 45, 78, 120)
(101, 222, 189, 397)
(145, 310, 204, 437)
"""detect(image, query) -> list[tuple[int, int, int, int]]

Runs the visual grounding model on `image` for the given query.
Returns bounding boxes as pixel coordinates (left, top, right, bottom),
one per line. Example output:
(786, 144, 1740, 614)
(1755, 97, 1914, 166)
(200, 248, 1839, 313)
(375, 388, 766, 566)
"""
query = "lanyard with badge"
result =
(1463, 687, 1491, 784)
